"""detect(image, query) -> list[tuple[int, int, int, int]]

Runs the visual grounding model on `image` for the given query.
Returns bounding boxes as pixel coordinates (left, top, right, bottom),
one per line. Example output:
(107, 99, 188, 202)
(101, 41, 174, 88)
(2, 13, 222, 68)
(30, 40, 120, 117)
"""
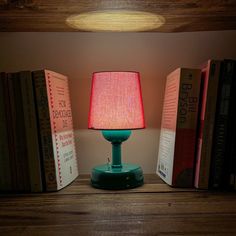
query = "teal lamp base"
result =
(91, 130, 144, 190)
(91, 163, 144, 189)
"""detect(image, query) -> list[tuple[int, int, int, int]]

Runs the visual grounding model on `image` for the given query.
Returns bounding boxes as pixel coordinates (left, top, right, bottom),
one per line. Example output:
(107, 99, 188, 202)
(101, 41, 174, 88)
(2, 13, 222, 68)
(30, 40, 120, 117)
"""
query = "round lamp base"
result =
(91, 163, 144, 190)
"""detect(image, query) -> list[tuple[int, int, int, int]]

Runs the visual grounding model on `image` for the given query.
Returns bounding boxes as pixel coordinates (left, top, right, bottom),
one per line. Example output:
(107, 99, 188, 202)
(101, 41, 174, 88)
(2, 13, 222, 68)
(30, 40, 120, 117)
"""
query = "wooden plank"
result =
(0, 191, 236, 235)
(0, 174, 236, 235)
(0, 0, 236, 32)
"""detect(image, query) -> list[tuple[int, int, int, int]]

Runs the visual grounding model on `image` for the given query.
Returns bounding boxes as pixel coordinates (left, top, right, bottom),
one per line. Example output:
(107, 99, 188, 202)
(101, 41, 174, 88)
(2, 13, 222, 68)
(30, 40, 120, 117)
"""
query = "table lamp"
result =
(88, 71, 145, 189)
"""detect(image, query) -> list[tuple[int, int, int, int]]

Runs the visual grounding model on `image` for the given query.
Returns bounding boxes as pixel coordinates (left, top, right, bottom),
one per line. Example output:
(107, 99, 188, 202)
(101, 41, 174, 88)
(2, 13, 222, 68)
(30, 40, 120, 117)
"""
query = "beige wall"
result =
(1, 31, 236, 173)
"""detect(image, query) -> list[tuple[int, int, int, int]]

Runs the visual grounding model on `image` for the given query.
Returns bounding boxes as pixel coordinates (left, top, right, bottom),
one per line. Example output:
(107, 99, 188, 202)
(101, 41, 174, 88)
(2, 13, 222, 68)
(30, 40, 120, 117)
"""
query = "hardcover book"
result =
(0, 72, 12, 191)
(33, 70, 78, 191)
(8, 72, 31, 192)
(194, 60, 221, 189)
(227, 61, 236, 190)
(229, 63, 236, 190)
(210, 60, 236, 189)
(157, 68, 201, 187)
(20, 71, 43, 192)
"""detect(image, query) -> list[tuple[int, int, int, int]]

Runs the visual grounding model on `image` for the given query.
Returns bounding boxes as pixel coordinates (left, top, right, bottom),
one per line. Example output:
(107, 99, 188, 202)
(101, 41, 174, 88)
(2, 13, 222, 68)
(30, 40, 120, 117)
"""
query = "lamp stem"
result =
(112, 142, 122, 168)
(102, 130, 132, 169)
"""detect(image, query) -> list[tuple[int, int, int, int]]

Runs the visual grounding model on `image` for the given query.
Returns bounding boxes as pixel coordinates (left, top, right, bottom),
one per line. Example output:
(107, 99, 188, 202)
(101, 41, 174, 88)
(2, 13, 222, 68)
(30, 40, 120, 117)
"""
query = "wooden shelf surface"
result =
(0, 0, 236, 32)
(0, 174, 236, 235)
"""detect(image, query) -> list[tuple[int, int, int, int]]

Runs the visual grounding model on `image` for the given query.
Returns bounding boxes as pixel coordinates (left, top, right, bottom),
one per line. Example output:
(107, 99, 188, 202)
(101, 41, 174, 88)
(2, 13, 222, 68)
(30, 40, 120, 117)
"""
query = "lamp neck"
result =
(111, 142, 122, 168)
(102, 130, 131, 169)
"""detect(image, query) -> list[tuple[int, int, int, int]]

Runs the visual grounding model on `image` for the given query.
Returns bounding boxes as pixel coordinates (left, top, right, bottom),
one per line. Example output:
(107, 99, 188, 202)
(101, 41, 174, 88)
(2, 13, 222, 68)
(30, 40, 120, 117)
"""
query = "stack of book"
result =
(157, 59, 236, 190)
(0, 70, 78, 192)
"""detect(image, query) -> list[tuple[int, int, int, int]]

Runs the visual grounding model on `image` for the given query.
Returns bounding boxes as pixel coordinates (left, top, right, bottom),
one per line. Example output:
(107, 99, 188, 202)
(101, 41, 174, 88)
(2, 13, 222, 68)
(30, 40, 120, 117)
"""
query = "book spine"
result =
(229, 75, 236, 189)
(4, 74, 17, 191)
(222, 61, 236, 190)
(156, 69, 180, 185)
(210, 60, 235, 189)
(33, 71, 57, 191)
(231, 64, 236, 190)
(195, 61, 221, 189)
(8, 73, 31, 192)
(20, 71, 43, 192)
(44, 70, 78, 190)
(0, 73, 12, 191)
(173, 68, 201, 187)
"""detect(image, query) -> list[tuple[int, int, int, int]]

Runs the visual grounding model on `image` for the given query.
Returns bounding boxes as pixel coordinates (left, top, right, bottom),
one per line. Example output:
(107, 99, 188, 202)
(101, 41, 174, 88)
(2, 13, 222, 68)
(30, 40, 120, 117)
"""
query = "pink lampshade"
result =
(88, 71, 145, 130)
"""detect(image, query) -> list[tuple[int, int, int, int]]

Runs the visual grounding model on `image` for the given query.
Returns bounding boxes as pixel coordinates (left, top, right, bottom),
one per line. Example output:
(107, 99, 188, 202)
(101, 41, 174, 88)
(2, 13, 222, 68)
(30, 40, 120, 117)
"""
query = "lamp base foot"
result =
(91, 163, 144, 190)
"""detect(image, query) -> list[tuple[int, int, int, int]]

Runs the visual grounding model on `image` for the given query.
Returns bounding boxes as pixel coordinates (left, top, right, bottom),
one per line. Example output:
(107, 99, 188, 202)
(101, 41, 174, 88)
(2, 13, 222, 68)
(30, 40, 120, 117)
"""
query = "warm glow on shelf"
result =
(66, 10, 165, 32)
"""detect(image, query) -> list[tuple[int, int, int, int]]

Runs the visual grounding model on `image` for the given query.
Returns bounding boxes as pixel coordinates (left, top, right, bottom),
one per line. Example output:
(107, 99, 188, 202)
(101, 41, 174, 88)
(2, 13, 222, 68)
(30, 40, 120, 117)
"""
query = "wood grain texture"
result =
(0, 174, 236, 235)
(0, 0, 235, 32)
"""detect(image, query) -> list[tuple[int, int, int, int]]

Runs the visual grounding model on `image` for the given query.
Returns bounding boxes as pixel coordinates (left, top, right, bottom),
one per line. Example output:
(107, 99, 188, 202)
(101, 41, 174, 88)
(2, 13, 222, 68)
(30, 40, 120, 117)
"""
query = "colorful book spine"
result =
(210, 60, 236, 189)
(157, 68, 201, 187)
(194, 60, 221, 189)
(33, 70, 78, 191)
(20, 71, 43, 192)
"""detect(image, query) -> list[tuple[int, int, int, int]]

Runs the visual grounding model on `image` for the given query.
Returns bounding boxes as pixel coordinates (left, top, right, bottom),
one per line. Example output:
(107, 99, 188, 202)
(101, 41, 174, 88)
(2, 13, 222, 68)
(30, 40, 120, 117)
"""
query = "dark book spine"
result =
(33, 71, 57, 191)
(8, 73, 30, 192)
(227, 62, 236, 190)
(20, 71, 43, 192)
(210, 60, 235, 189)
(0, 73, 12, 191)
(7, 73, 22, 191)
(4, 74, 17, 191)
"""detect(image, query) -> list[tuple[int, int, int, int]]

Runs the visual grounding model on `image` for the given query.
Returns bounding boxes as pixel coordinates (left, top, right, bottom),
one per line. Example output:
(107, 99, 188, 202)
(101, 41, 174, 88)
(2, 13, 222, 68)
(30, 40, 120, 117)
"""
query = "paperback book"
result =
(157, 68, 201, 187)
(33, 70, 78, 191)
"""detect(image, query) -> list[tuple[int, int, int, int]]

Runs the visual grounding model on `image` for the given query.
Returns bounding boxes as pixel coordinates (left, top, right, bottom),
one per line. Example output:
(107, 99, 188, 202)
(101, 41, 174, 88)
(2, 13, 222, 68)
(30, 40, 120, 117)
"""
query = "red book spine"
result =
(173, 69, 201, 187)
(194, 60, 221, 189)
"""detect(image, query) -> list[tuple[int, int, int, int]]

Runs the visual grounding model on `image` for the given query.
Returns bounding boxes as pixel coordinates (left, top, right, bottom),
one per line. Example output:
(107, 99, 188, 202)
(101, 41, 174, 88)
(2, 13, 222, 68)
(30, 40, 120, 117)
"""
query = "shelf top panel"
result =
(0, 0, 236, 32)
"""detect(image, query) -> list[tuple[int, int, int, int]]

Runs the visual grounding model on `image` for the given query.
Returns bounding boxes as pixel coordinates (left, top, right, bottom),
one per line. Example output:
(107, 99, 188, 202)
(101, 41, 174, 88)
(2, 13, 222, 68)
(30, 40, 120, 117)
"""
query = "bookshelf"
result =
(0, 1, 236, 234)
(0, 174, 236, 235)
